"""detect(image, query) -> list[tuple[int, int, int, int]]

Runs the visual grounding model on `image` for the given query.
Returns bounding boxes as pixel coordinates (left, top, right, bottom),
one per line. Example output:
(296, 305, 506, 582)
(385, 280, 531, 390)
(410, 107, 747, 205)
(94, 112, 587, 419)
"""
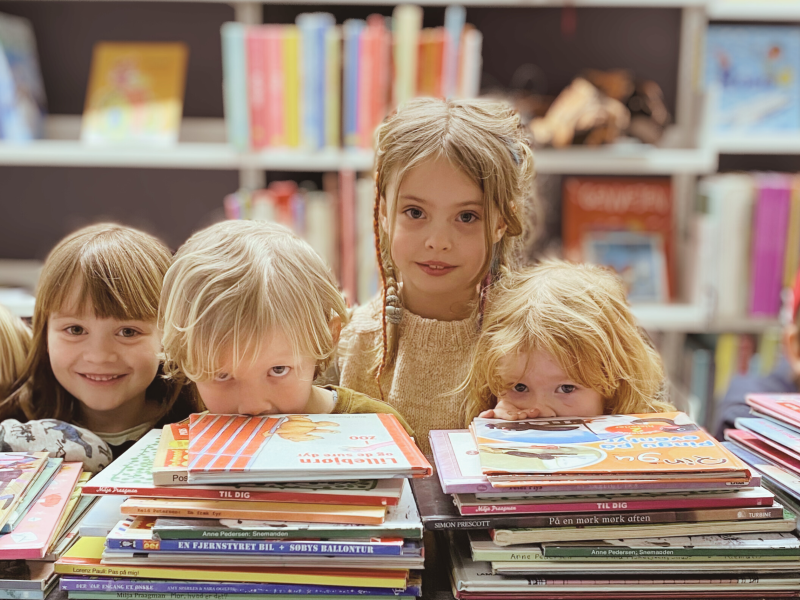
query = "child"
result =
(0, 223, 198, 461)
(0, 303, 30, 400)
(464, 260, 674, 424)
(713, 269, 800, 439)
(337, 97, 535, 453)
(159, 220, 413, 434)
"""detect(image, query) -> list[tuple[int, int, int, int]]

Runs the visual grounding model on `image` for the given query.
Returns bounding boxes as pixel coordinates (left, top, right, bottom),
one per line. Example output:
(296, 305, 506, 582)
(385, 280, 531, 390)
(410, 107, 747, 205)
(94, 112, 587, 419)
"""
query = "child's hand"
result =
(479, 400, 534, 421)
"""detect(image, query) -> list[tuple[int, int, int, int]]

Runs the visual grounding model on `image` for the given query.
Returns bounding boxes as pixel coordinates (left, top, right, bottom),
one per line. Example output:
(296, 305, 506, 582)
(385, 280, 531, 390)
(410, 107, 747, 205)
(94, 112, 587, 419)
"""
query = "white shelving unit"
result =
(711, 134, 800, 155)
(707, 1, 800, 21)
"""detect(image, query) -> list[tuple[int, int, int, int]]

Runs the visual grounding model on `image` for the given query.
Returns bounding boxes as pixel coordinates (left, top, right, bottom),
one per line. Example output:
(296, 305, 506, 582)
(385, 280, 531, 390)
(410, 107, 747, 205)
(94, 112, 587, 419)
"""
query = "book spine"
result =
(246, 27, 268, 149)
(750, 176, 791, 316)
(356, 24, 374, 148)
(283, 26, 300, 148)
(441, 5, 465, 98)
(324, 26, 341, 148)
(59, 579, 421, 596)
(543, 546, 800, 559)
(264, 25, 284, 147)
(154, 526, 418, 541)
(0, 592, 43, 600)
(376, 414, 429, 474)
(121, 504, 383, 526)
(342, 19, 364, 147)
(220, 22, 251, 150)
(67, 595, 415, 600)
(106, 538, 407, 556)
(457, 495, 774, 515)
(391, 5, 421, 107)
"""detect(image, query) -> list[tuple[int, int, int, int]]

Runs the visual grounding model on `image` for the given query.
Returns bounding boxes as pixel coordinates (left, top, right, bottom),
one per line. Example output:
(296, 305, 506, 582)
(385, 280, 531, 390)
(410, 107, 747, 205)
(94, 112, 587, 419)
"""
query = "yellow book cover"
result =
(120, 497, 386, 525)
(713, 333, 739, 398)
(283, 27, 300, 148)
(81, 42, 188, 144)
(784, 175, 800, 288)
(152, 419, 189, 487)
(56, 537, 408, 588)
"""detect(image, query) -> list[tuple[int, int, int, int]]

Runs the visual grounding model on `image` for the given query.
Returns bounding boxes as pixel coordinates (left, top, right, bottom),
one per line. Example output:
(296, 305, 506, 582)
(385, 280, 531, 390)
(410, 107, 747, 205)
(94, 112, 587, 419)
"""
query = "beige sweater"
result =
(338, 297, 479, 455)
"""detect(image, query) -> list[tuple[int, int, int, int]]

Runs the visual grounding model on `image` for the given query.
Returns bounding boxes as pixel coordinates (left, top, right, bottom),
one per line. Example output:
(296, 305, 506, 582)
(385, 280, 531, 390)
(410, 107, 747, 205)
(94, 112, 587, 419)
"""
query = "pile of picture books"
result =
(724, 393, 800, 521)
(56, 412, 431, 600)
(420, 412, 800, 599)
(0, 452, 94, 600)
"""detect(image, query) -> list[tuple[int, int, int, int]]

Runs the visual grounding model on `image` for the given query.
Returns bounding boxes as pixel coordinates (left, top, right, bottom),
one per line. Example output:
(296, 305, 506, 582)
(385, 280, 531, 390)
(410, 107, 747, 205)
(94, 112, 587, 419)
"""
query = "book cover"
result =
(470, 413, 750, 481)
(153, 479, 422, 541)
(107, 516, 417, 557)
(56, 537, 409, 588)
(0, 562, 55, 592)
(0, 452, 47, 532)
(726, 428, 800, 478)
(562, 176, 674, 300)
(1, 457, 61, 533)
(748, 394, 800, 430)
(221, 22, 250, 150)
(706, 25, 800, 133)
(120, 497, 387, 525)
(430, 430, 759, 496)
(0, 12, 46, 141)
(737, 417, 800, 454)
(750, 174, 791, 316)
(85, 429, 404, 506)
(152, 420, 189, 486)
(81, 42, 188, 145)
(186, 413, 430, 484)
(724, 440, 800, 503)
(0, 461, 82, 559)
(59, 576, 422, 596)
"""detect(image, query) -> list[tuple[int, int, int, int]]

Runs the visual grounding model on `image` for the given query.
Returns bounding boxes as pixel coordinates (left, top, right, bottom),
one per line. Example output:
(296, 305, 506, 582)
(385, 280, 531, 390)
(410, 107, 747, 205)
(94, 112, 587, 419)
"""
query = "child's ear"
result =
(329, 314, 342, 346)
(492, 217, 507, 244)
(783, 323, 800, 382)
(379, 197, 389, 234)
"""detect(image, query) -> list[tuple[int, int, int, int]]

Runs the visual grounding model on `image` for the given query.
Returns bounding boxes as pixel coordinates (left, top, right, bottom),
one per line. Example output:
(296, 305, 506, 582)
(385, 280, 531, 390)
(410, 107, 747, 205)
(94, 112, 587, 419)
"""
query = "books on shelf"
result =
(0, 11, 46, 141)
(185, 413, 431, 484)
(562, 176, 673, 303)
(706, 24, 800, 135)
(221, 6, 483, 151)
(81, 42, 189, 145)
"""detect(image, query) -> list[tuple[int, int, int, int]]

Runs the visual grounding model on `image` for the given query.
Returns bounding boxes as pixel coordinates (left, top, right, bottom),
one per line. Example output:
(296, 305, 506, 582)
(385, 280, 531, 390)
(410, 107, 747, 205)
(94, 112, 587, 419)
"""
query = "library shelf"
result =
(0, 116, 717, 174)
(706, 1, 800, 21)
(632, 303, 708, 332)
(711, 134, 800, 155)
(704, 317, 782, 334)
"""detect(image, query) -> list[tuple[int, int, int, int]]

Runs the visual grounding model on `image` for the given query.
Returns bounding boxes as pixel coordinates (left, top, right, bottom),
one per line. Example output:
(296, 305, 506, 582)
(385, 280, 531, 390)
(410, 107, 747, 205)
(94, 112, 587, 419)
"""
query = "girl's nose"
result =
(425, 224, 452, 251)
(84, 337, 118, 363)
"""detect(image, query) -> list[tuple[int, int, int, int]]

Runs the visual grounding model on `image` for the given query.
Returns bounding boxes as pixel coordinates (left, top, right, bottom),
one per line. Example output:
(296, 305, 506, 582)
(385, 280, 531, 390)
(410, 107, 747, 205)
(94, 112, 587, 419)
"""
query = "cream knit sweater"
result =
(338, 297, 479, 455)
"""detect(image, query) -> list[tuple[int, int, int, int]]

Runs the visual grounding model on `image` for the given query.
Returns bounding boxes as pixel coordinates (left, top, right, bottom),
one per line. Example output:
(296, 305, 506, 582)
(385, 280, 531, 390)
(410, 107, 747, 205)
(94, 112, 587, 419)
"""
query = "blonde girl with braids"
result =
(464, 260, 673, 425)
(337, 97, 535, 454)
(0, 224, 199, 464)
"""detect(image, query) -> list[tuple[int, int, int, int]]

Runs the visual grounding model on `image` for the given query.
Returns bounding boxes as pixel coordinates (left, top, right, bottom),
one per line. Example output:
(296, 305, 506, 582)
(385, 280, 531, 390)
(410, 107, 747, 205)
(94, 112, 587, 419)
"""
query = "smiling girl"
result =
(0, 224, 198, 459)
(337, 97, 535, 454)
(463, 260, 674, 425)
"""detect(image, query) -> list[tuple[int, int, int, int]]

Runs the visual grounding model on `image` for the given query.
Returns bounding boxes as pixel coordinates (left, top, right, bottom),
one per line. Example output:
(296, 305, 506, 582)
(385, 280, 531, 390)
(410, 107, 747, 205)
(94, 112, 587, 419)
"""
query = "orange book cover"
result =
(120, 497, 387, 525)
(471, 413, 751, 482)
(562, 176, 674, 301)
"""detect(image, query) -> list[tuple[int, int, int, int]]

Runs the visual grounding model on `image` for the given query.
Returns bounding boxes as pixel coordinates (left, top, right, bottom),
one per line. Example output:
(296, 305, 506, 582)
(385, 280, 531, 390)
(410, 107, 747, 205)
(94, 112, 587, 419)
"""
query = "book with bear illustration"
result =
(186, 413, 431, 484)
(470, 413, 751, 485)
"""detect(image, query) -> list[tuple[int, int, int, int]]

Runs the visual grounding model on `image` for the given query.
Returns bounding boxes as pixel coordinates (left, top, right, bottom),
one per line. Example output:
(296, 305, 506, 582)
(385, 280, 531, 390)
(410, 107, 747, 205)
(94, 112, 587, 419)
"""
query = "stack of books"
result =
(56, 413, 432, 600)
(725, 393, 800, 521)
(221, 5, 483, 151)
(419, 413, 800, 599)
(0, 453, 93, 599)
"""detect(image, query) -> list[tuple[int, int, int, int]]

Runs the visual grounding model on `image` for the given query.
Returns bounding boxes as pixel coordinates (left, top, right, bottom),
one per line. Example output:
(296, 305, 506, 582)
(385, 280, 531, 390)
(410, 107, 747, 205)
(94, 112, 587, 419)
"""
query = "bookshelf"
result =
(706, 1, 800, 21)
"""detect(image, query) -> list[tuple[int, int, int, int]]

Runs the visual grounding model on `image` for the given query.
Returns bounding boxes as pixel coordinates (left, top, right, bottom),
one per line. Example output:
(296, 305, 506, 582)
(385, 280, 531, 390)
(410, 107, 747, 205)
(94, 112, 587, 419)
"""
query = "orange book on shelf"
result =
(562, 176, 674, 303)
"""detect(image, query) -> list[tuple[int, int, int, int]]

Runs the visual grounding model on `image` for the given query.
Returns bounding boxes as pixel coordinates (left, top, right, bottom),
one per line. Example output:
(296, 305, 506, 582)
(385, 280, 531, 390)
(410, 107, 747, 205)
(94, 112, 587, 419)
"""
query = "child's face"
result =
(382, 156, 505, 319)
(195, 329, 316, 416)
(495, 350, 605, 419)
(47, 300, 161, 422)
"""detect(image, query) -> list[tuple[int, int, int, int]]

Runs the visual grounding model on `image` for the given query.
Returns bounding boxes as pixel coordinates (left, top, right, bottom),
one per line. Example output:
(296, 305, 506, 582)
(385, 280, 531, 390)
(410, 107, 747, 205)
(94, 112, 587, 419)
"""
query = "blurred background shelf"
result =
(711, 134, 800, 155)
(706, 1, 800, 21)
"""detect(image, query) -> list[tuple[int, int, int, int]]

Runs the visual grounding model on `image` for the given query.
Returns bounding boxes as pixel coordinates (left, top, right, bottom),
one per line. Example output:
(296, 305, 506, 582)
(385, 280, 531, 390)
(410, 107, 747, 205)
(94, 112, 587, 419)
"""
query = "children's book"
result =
(562, 176, 674, 300)
(705, 25, 800, 134)
(86, 428, 403, 506)
(0, 12, 46, 141)
(429, 430, 760, 496)
(726, 429, 800, 479)
(0, 452, 47, 532)
(748, 393, 800, 430)
(56, 537, 410, 588)
(186, 413, 431, 484)
(0, 461, 82, 559)
(0, 561, 56, 593)
(470, 413, 750, 483)
(120, 497, 387, 526)
(737, 417, 800, 454)
(152, 479, 423, 541)
(1, 457, 61, 533)
(81, 42, 188, 144)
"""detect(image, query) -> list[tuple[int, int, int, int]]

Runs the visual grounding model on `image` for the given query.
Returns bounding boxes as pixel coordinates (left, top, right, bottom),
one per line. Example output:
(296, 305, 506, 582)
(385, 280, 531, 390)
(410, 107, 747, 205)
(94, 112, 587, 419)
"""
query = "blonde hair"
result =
(0, 223, 192, 423)
(373, 97, 536, 389)
(0, 304, 31, 400)
(160, 220, 348, 386)
(464, 260, 672, 424)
